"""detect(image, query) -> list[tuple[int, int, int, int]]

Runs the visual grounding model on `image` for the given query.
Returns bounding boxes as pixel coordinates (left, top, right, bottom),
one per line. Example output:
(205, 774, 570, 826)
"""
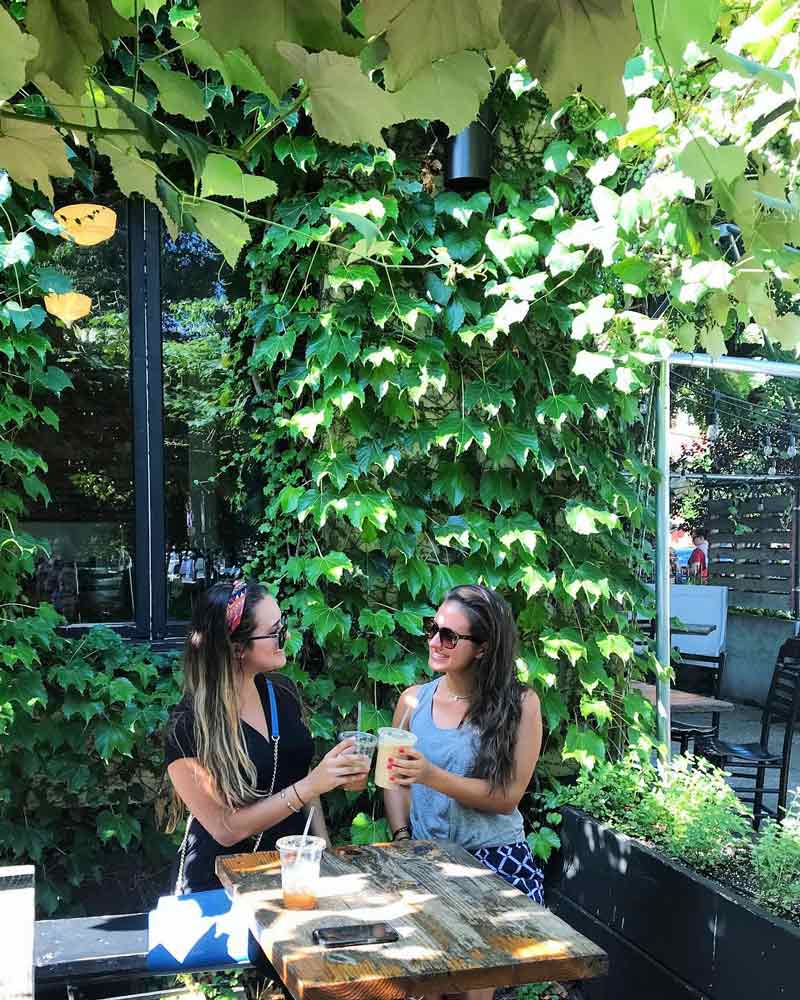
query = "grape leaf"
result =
(367, 0, 501, 89)
(635, 0, 720, 68)
(141, 61, 207, 121)
(27, 0, 103, 98)
(500, 0, 639, 121)
(0, 7, 39, 102)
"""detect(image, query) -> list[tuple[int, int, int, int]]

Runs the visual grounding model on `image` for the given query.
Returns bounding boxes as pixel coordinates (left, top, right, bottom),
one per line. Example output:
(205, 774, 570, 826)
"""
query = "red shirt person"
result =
(687, 533, 709, 583)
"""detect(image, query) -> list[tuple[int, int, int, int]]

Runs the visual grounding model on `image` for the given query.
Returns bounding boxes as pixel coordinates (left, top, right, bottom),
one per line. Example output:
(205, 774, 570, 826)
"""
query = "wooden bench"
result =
(1, 865, 35, 1000)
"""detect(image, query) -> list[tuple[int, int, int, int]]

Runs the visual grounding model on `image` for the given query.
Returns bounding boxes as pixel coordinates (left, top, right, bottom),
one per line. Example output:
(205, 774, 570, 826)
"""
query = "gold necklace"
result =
(443, 680, 471, 702)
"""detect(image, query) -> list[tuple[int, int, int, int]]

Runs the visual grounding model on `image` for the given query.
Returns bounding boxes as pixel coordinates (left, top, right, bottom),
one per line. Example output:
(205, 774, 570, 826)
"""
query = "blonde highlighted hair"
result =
(166, 581, 270, 832)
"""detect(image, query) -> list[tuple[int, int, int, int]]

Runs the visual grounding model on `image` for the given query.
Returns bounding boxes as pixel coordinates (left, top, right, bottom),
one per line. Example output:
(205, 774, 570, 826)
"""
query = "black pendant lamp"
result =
(444, 102, 496, 192)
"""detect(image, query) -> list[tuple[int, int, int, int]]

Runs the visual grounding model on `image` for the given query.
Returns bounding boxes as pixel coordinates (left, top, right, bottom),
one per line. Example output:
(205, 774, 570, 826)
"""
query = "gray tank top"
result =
(409, 678, 526, 850)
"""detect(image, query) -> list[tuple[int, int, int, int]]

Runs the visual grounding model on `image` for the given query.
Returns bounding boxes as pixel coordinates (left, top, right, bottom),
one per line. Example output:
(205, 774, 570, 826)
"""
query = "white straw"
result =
(356, 701, 362, 733)
(299, 806, 314, 855)
(399, 706, 411, 730)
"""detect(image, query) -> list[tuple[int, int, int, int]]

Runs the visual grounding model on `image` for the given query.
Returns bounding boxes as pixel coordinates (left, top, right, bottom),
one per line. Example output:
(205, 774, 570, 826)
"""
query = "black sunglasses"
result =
(250, 619, 288, 649)
(425, 621, 477, 649)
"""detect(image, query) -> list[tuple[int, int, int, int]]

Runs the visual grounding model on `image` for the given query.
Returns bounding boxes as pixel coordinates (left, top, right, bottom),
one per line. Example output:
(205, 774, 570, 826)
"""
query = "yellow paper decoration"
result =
(54, 204, 117, 246)
(44, 292, 92, 326)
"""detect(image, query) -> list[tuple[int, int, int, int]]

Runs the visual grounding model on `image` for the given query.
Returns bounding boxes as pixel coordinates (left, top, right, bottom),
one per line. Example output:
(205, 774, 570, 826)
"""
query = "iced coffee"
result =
(375, 726, 418, 788)
(339, 730, 378, 791)
(276, 835, 325, 910)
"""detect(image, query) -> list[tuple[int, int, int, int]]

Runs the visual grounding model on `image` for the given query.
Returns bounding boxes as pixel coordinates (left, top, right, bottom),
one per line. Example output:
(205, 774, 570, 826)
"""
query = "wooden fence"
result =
(708, 494, 797, 611)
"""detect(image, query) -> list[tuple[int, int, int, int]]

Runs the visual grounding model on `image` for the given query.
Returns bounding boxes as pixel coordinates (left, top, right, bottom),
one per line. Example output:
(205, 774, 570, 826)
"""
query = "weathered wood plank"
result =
(709, 496, 791, 515)
(1, 865, 34, 1000)
(711, 577, 791, 594)
(630, 683, 734, 714)
(713, 591, 792, 611)
(217, 841, 606, 1000)
(709, 531, 789, 545)
(712, 557, 792, 572)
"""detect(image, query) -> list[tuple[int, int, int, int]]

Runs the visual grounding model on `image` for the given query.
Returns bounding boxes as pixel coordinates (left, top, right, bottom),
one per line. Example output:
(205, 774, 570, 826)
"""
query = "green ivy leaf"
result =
(565, 501, 619, 535)
(508, 562, 556, 597)
(351, 812, 390, 845)
(302, 597, 352, 644)
(35, 266, 72, 293)
(94, 721, 135, 760)
(305, 552, 354, 585)
(393, 557, 432, 599)
(487, 425, 540, 469)
(0, 232, 35, 269)
(97, 809, 141, 848)
(536, 394, 583, 432)
(432, 461, 476, 506)
(573, 350, 615, 382)
(562, 724, 606, 770)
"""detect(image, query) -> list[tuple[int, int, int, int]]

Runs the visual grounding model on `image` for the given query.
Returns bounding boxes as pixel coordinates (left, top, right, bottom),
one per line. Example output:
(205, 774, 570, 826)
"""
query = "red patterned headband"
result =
(226, 581, 247, 635)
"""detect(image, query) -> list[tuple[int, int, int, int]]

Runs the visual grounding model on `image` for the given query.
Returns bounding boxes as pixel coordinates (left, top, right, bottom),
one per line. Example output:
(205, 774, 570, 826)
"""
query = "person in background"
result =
(384, 583, 543, 1000)
(688, 532, 709, 584)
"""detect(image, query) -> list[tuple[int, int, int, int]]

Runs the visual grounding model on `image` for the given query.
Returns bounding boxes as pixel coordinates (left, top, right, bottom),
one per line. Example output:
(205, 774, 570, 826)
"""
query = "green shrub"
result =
(752, 791, 800, 922)
(0, 620, 182, 914)
(563, 753, 750, 872)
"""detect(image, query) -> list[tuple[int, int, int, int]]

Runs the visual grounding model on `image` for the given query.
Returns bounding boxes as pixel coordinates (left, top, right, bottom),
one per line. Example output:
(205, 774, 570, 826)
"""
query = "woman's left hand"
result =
(387, 748, 434, 786)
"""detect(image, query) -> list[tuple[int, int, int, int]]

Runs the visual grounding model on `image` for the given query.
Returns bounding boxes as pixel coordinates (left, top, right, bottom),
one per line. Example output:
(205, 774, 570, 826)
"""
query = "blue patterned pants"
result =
(470, 841, 545, 904)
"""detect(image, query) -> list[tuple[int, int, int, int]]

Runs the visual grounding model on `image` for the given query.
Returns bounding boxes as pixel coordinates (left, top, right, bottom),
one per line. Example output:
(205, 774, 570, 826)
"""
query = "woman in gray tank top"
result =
(384, 584, 544, 1000)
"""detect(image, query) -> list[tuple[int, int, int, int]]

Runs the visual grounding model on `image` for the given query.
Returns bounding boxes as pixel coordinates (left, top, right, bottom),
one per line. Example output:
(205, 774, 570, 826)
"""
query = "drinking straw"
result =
(399, 706, 412, 730)
(299, 806, 314, 855)
(356, 701, 362, 734)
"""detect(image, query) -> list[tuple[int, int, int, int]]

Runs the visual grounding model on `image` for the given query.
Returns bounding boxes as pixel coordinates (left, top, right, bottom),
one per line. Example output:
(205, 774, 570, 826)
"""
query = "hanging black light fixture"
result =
(444, 101, 496, 193)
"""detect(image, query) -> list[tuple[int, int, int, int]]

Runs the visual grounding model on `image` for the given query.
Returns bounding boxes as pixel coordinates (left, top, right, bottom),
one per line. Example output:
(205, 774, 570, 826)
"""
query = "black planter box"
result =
(548, 807, 800, 1000)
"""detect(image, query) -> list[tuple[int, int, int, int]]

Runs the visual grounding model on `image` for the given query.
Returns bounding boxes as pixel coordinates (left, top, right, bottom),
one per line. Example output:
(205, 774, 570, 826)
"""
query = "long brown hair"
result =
(166, 581, 272, 831)
(444, 584, 525, 792)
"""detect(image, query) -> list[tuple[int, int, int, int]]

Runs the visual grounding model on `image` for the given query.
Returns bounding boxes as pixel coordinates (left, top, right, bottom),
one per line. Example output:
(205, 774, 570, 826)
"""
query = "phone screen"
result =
(312, 922, 399, 948)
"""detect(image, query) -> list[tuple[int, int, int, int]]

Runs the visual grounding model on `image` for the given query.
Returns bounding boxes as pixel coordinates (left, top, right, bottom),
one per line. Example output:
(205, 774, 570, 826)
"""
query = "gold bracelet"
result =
(292, 782, 306, 808)
(280, 787, 301, 813)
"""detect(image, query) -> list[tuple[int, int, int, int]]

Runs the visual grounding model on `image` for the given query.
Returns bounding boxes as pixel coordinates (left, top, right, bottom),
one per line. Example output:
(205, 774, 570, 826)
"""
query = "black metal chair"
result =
(670, 650, 727, 753)
(695, 640, 800, 828)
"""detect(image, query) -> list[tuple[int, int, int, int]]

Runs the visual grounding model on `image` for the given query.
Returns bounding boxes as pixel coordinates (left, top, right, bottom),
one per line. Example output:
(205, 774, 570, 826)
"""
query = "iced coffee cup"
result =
(339, 731, 378, 791)
(375, 726, 418, 789)
(276, 835, 325, 910)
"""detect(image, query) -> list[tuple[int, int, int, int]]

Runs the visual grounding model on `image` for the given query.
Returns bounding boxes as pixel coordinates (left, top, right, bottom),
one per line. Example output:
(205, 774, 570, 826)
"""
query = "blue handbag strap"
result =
(266, 679, 279, 741)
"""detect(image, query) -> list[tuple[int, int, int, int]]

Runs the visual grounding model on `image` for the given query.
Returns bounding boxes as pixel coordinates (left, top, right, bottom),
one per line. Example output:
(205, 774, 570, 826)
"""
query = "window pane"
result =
(161, 232, 253, 621)
(20, 196, 135, 624)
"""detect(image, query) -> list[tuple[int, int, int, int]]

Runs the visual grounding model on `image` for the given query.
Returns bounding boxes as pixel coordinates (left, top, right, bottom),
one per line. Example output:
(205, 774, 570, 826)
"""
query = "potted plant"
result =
(547, 756, 800, 1000)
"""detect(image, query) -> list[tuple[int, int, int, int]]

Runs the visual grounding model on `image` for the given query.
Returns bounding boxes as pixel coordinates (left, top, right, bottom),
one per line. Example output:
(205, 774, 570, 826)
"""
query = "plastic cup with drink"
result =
(338, 730, 378, 791)
(375, 726, 418, 788)
(276, 833, 325, 910)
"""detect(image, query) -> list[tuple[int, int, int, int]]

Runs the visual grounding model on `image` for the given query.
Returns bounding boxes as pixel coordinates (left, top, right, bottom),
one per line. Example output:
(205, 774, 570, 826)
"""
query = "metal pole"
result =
(670, 352, 800, 379)
(656, 360, 672, 759)
(793, 481, 800, 637)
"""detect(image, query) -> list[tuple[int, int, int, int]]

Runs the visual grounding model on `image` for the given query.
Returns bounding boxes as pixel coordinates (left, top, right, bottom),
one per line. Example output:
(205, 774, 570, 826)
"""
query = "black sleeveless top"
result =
(164, 674, 314, 892)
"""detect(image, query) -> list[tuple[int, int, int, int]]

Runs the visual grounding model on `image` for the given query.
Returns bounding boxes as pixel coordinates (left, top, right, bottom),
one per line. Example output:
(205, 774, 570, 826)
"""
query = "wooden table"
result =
(673, 623, 717, 636)
(631, 682, 734, 714)
(1, 865, 34, 1000)
(217, 840, 607, 1000)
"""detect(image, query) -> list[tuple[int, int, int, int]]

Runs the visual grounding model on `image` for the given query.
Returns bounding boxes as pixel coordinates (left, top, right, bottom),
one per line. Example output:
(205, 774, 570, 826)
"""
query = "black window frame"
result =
(57, 197, 181, 648)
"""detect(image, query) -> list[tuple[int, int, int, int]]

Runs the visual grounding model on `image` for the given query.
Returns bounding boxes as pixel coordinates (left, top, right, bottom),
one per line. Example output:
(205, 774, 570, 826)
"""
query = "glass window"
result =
(20, 195, 135, 624)
(160, 232, 254, 622)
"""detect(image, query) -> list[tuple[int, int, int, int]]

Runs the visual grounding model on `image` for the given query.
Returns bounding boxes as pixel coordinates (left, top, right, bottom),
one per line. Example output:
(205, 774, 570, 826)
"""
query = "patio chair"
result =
(695, 638, 800, 828)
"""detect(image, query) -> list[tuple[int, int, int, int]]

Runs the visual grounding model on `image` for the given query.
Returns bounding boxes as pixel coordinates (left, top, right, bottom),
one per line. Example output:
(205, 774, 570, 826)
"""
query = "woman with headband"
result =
(164, 581, 369, 893)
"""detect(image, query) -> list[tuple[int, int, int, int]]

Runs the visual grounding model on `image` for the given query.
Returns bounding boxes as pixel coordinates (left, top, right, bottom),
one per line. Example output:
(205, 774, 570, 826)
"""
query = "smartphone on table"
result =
(312, 922, 399, 948)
